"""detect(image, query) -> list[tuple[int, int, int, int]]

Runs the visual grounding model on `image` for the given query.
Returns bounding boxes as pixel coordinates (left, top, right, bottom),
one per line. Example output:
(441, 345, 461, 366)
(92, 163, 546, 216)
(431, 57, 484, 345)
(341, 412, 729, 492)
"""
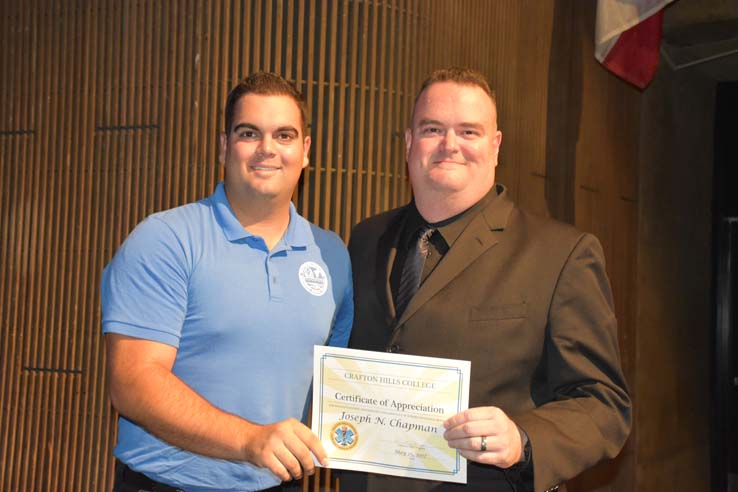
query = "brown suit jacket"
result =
(344, 186, 631, 492)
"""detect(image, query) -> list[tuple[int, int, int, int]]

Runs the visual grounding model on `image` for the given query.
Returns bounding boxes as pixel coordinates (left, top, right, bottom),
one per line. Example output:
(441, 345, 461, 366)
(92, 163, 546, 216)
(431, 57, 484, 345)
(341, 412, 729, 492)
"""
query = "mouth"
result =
(249, 165, 281, 171)
(432, 159, 465, 166)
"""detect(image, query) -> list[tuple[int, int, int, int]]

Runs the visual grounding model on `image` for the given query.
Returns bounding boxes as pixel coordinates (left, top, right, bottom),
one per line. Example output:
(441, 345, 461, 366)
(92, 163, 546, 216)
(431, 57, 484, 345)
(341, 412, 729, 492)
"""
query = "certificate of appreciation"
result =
(312, 346, 470, 483)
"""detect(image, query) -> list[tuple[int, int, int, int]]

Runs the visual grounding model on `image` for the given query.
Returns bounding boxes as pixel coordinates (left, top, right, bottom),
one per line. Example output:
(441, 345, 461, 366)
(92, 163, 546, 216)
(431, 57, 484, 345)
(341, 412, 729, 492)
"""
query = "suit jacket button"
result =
(386, 345, 400, 353)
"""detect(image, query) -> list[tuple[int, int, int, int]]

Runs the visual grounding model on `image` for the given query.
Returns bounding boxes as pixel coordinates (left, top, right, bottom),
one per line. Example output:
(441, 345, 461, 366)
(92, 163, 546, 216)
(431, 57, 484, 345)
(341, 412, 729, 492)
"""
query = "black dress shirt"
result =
(390, 187, 500, 308)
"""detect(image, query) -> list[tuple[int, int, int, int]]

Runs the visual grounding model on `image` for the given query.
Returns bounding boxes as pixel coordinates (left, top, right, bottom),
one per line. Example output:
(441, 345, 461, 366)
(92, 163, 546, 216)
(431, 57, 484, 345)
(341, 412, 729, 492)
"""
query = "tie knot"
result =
(417, 226, 435, 257)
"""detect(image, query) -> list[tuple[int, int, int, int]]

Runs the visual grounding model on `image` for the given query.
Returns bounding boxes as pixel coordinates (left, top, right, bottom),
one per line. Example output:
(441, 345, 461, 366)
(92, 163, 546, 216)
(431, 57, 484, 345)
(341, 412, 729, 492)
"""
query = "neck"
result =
(413, 191, 481, 223)
(225, 185, 292, 250)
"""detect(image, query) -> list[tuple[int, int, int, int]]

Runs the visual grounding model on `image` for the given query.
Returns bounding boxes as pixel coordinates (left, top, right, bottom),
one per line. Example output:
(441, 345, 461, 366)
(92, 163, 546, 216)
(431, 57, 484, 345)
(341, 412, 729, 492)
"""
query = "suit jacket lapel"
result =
(397, 189, 515, 326)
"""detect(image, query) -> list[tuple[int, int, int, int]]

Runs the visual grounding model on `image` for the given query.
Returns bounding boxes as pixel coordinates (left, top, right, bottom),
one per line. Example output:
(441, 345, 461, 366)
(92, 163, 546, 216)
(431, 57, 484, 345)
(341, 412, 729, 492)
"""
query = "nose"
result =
(257, 136, 276, 156)
(442, 129, 459, 153)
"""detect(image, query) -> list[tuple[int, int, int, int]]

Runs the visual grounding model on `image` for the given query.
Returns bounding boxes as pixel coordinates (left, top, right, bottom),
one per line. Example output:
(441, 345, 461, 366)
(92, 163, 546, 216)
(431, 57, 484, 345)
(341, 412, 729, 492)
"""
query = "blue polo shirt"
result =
(101, 182, 353, 492)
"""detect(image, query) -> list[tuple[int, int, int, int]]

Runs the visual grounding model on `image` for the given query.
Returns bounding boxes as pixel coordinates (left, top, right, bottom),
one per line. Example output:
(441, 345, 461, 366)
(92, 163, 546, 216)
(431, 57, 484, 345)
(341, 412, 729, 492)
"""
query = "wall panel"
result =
(0, 2, 638, 491)
(0, 1, 421, 490)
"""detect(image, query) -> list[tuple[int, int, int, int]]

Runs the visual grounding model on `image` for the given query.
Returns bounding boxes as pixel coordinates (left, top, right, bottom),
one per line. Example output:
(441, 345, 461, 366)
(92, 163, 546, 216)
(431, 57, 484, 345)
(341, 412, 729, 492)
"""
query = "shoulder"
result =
(505, 207, 607, 278)
(511, 205, 591, 245)
(144, 197, 215, 236)
(489, 185, 587, 248)
(110, 198, 216, 271)
(306, 221, 349, 257)
(350, 206, 406, 244)
(127, 197, 217, 251)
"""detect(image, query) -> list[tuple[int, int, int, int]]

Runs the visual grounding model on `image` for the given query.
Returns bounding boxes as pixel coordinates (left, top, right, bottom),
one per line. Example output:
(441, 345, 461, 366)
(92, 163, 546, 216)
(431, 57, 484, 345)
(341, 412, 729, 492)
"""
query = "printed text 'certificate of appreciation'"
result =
(312, 346, 470, 483)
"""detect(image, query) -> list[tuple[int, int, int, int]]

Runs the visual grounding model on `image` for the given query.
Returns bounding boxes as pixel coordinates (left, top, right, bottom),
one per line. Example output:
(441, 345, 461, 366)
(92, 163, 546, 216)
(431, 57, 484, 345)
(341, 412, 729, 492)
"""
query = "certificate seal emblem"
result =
(330, 421, 358, 450)
(298, 261, 328, 296)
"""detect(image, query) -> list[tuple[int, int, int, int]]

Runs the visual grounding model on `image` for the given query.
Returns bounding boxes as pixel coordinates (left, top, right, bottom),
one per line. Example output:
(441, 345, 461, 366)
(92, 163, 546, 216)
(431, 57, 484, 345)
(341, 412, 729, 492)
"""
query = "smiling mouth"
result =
(433, 160, 465, 165)
(250, 165, 281, 171)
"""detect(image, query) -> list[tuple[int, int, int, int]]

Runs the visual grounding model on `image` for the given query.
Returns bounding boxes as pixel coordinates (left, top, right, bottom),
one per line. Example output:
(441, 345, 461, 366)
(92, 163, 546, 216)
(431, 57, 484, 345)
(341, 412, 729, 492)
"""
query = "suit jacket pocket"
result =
(470, 302, 528, 321)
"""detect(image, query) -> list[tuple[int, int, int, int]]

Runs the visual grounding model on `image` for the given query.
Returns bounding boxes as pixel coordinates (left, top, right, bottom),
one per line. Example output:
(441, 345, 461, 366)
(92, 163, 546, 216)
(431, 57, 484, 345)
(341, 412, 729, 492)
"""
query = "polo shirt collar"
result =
(211, 182, 313, 247)
(281, 204, 313, 248)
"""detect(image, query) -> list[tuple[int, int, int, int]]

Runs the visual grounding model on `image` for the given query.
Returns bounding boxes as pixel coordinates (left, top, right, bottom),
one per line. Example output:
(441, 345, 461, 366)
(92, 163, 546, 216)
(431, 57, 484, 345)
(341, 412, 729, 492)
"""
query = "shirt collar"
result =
(281, 203, 313, 249)
(403, 185, 500, 251)
(433, 185, 499, 248)
(211, 182, 313, 248)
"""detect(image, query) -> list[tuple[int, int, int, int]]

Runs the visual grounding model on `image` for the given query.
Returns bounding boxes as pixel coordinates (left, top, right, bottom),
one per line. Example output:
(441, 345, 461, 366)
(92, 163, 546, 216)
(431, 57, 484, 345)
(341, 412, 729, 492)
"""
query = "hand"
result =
(243, 418, 328, 482)
(443, 406, 523, 468)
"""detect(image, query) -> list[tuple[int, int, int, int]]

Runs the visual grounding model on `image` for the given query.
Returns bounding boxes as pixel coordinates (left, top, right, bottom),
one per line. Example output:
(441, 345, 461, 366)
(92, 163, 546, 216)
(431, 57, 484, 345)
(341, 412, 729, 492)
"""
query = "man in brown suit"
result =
(343, 68, 631, 492)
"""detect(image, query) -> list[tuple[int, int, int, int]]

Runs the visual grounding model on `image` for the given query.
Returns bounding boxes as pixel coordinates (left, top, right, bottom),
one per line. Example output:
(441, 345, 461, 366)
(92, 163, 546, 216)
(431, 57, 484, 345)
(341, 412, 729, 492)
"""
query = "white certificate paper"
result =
(312, 346, 470, 483)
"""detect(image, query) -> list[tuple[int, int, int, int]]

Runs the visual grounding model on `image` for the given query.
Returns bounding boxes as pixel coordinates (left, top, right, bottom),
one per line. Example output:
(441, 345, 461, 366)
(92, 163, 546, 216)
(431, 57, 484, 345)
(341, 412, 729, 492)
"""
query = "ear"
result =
(302, 135, 311, 169)
(493, 130, 502, 162)
(219, 132, 228, 164)
(404, 128, 413, 161)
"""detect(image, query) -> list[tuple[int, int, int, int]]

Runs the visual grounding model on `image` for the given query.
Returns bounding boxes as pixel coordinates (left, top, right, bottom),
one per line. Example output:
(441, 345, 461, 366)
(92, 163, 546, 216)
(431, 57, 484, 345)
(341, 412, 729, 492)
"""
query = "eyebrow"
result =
(416, 119, 485, 131)
(274, 126, 299, 135)
(231, 123, 259, 134)
(416, 118, 444, 127)
(231, 123, 299, 135)
(457, 122, 485, 131)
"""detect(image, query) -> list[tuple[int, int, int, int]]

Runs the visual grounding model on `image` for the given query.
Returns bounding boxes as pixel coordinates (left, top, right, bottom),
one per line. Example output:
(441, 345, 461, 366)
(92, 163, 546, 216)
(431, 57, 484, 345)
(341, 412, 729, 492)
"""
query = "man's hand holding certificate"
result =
(311, 346, 470, 483)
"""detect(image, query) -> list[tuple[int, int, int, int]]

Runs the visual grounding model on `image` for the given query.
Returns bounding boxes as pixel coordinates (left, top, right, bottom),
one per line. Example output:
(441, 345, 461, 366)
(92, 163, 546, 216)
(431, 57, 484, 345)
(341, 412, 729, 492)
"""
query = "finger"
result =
(274, 444, 305, 480)
(458, 449, 498, 466)
(294, 423, 328, 466)
(443, 406, 502, 429)
(262, 452, 292, 482)
(443, 419, 500, 441)
(459, 447, 519, 469)
(283, 437, 316, 477)
(445, 436, 484, 451)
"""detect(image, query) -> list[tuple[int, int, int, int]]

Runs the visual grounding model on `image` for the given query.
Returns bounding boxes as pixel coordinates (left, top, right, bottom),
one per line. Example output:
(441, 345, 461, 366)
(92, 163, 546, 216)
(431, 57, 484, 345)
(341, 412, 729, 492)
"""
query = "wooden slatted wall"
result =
(0, 1, 423, 490)
(0, 1, 638, 491)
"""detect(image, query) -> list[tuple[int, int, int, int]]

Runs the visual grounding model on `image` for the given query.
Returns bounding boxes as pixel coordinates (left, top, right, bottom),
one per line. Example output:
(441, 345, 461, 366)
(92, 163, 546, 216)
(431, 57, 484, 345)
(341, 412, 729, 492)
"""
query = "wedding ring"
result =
(480, 435, 487, 452)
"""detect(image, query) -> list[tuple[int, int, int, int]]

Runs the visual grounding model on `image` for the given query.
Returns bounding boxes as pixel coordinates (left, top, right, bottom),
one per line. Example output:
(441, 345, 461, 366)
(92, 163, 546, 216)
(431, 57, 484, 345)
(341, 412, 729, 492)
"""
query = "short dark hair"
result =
(412, 67, 496, 115)
(224, 72, 308, 134)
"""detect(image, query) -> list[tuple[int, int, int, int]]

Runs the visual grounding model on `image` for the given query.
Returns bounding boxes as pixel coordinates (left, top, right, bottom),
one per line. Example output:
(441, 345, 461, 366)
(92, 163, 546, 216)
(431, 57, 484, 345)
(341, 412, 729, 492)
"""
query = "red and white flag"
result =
(595, 0, 674, 89)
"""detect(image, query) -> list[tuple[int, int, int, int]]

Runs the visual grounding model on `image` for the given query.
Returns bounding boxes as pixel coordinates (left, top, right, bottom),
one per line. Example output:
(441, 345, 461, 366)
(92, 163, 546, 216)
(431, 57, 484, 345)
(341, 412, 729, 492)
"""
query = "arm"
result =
(444, 234, 631, 491)
(327, 259, 354, 348)
(102, 217, 326, 481)
(106, 333, 327, 481)
(514, 234, 631, 490)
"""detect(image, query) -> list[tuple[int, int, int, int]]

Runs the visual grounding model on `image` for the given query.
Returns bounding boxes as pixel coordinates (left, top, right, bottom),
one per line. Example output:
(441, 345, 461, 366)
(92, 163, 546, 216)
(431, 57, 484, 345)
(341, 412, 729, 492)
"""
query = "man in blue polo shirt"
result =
(102, 72, 353, 492)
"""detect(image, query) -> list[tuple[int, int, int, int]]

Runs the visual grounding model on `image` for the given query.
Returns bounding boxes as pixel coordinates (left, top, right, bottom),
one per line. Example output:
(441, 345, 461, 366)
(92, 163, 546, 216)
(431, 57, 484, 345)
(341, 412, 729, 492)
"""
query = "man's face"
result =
(219, 93, 310, 203)
(405, 82, 502, 202)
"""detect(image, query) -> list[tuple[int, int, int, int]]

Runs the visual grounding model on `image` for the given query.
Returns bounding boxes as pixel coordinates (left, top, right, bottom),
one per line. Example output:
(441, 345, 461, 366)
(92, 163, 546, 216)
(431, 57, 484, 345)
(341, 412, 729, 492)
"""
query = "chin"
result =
(234, 183, 276, 198)
(426, 177, 468, 194)
(254, 189, 283, 199)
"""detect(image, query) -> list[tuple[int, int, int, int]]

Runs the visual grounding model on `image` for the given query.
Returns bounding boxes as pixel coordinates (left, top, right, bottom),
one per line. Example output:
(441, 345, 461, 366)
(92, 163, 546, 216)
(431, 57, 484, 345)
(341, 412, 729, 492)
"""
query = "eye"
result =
(237, 129, 258, 139)
(420, 126, 442, 135)
(276, 132, 297, 142)
(460, 129, 480, 138)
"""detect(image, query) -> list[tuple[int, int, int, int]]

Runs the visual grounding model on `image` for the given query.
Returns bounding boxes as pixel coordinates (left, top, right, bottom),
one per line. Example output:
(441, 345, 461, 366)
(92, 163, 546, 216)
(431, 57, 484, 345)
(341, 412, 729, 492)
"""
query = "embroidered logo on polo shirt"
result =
(298, 261, 328, 296)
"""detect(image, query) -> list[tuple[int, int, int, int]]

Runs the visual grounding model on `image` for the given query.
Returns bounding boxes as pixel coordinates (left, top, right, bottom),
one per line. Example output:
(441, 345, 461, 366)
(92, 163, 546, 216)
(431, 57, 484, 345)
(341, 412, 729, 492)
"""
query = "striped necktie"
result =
(395, 225, 435, 320)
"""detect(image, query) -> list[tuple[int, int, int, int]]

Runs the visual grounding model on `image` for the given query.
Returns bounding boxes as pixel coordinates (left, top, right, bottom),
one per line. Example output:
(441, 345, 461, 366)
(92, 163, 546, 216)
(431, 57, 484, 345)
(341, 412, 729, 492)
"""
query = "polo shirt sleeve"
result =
(327, 255, 354, 348)
(101, 216, 190, 347)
